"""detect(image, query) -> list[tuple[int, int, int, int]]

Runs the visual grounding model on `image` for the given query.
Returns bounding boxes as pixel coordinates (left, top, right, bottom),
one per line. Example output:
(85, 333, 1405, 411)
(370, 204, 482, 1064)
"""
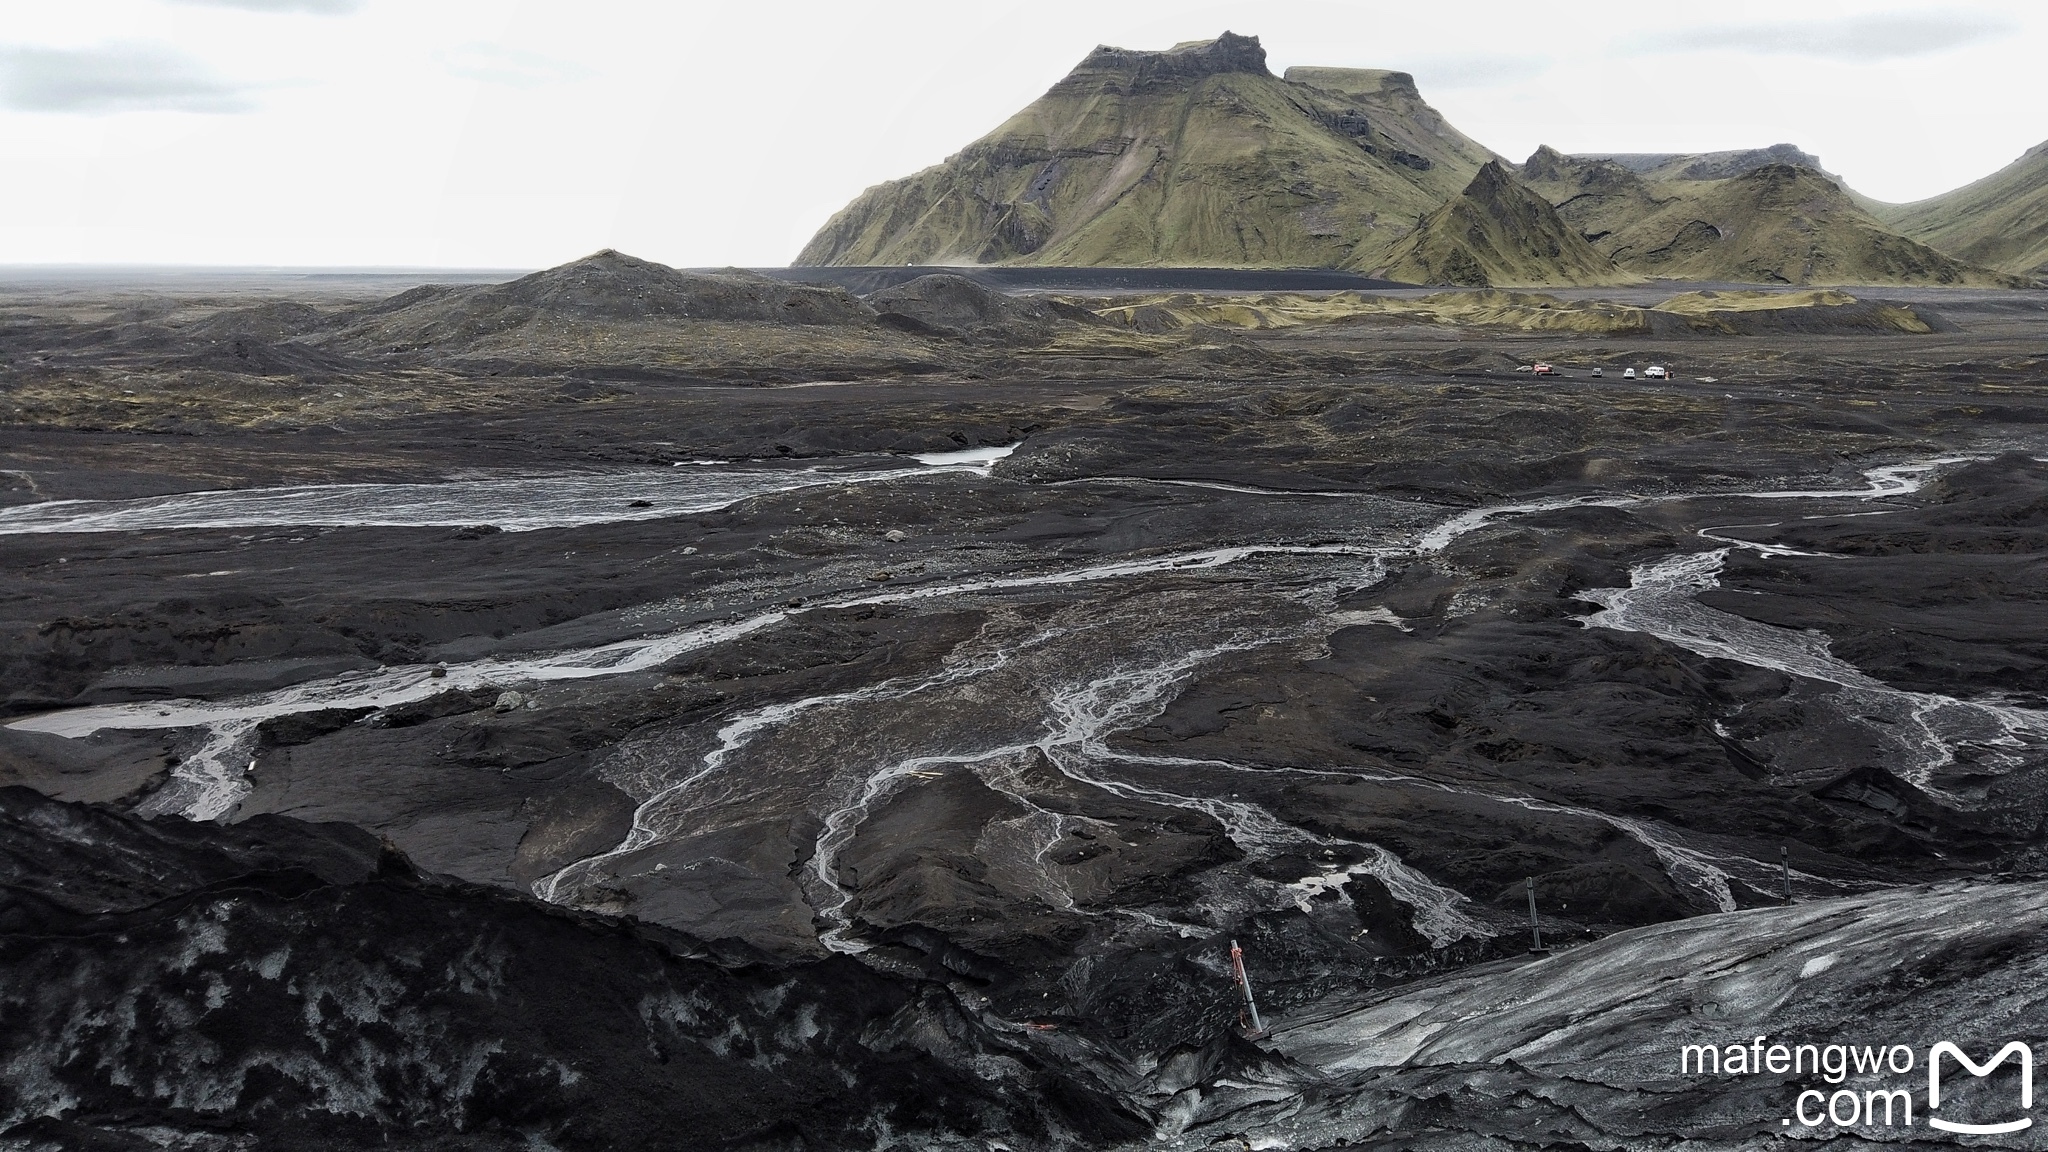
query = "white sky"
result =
(1, 0, 2042, 269)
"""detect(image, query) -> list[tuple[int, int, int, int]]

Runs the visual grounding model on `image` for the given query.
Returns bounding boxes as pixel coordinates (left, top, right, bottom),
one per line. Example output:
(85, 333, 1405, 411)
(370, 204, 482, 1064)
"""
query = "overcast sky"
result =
(1, 0, 2042, 269)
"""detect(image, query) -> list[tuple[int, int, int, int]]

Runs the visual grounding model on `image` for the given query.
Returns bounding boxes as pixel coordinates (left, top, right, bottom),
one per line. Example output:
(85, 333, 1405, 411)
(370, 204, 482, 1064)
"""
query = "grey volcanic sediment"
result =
(2, 252, 2047, 1149)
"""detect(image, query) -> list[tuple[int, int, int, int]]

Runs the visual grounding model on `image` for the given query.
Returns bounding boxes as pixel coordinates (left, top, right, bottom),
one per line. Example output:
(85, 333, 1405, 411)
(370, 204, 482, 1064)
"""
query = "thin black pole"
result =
(1781, 845, 1793, 905)
(1526, 876, 1545, 953)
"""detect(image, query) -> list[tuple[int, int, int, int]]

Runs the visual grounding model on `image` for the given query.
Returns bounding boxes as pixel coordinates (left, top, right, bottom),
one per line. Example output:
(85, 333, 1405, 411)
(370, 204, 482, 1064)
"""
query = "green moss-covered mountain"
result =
(1520, 147, 2016, 287)
(1376, 162, 1636, 287)
(1877, 139, 2048, 279)
(798, 31, 2036, 286)
(795, 33, 1499, 270)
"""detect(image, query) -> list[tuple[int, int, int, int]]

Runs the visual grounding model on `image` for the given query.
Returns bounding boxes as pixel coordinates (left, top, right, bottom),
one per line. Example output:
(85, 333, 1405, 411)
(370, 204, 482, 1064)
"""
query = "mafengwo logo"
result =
(1677, 1038, 2034, 1135)
(1929, 1042, 2032, 1135)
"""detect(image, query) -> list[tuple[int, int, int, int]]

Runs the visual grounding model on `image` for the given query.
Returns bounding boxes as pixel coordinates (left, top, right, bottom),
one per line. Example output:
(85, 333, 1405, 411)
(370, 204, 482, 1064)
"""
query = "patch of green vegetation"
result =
(1086, 284, 1940, 337)
(1654, 289, 1856, 314)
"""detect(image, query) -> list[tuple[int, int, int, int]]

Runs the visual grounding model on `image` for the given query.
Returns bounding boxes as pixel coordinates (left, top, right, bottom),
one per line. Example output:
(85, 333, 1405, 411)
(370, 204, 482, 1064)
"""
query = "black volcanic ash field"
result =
(2, 265, 2047, 1149)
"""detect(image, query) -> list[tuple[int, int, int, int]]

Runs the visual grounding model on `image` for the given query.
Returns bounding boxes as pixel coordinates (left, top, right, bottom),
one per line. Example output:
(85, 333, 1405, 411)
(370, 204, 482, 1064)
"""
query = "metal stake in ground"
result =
(1526, 877, 1548, 954)
(1229, 939, 1267, 1039)
(1781, 844, 1793, 905)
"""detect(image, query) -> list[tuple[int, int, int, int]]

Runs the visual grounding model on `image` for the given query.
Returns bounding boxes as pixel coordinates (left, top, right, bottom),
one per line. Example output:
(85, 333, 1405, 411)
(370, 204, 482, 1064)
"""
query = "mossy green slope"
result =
(1375, 162, 1636, 287)
(1523, 150, 2014, 286)
(796, 34, 1499, 270)
(1877, 140, 2048, 280)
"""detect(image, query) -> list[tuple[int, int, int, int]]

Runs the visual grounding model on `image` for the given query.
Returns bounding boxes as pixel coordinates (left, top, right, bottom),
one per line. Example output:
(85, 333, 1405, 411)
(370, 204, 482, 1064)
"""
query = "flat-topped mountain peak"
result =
(1058, 31, 1270, 91)
(797, 33, 1500, 270)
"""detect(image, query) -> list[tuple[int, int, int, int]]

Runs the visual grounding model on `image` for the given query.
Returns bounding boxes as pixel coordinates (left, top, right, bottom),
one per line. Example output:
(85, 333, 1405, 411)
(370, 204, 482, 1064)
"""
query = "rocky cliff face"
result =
(1054, 30, 1272, 92)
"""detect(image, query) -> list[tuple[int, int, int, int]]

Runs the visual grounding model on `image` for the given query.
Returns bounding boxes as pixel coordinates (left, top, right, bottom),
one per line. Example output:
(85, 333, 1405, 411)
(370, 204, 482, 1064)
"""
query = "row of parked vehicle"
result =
(1525, 363, 1669, 379)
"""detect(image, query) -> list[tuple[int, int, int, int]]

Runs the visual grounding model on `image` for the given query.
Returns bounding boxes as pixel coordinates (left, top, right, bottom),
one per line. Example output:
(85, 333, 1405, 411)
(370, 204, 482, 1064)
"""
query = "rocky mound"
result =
(1881, 137, 2048, 280)
(795, 34, 1499, 270)
(1375, 162, 1635, 287)
(181, 300, 342, 343)
(328, 251, 877, 353)
(0, 786, 1145, 1149)
(865, 273, 1098, 342)
(475, 251, 872, 324)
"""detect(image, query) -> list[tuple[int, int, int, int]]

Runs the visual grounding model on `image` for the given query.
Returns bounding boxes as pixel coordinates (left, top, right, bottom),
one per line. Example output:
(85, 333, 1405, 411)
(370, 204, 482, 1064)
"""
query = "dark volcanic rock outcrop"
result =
(0, 787, 1145, 1150)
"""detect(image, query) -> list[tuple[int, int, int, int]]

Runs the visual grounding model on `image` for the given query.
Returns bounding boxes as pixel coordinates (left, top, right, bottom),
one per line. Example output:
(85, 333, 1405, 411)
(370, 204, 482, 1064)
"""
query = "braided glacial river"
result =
(10, 449, 2043, 951)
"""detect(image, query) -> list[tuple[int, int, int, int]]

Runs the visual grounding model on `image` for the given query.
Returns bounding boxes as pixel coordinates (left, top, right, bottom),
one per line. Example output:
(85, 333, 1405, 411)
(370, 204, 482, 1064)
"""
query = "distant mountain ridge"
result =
(1520, 149, 2008, 287)
(1879, 140, 2048, 278)
(797, 33, 2039, 287)
(1571, 144, 1832, 183)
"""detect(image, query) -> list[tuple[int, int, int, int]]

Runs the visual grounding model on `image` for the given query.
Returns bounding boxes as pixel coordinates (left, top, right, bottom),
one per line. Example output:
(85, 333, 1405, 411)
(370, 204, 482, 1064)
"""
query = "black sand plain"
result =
(1, 258, 2046, 1149)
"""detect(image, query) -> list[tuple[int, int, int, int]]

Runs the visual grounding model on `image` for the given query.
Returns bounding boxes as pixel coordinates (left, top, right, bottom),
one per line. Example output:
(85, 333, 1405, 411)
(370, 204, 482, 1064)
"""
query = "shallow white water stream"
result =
(0, 445, 1019, 534)
(5, 452, 2017, 944)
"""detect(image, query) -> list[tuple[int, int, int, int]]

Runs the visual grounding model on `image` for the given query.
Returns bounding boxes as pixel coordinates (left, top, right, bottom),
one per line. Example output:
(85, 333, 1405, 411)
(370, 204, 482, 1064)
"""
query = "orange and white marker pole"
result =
(1230, 938, 1266, 1036)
